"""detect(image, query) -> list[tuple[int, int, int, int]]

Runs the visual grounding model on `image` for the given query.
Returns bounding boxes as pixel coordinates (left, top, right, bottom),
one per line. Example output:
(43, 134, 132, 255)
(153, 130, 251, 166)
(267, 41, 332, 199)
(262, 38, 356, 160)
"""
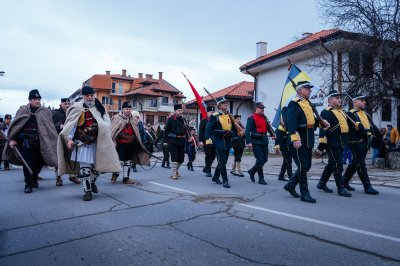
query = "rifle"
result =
(0, 130, 33, 175)
(288, 77, 329, 128)
(203, 87, 245, 137)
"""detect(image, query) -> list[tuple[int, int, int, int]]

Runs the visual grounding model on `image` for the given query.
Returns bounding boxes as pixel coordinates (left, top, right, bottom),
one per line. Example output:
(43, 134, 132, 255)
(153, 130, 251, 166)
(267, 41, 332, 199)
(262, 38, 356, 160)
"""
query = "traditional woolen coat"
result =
(2, 104, 58, 167)
(111, 113, 150, 165)
(57, 100, 121, 175)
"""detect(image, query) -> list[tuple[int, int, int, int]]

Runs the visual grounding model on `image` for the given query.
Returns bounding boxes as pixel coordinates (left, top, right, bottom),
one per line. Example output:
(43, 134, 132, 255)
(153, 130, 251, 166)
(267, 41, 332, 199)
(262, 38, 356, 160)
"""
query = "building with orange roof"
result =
(76, 70, 185, 128)
(240, 29, 399, 128)
(185, 81, 255, 127)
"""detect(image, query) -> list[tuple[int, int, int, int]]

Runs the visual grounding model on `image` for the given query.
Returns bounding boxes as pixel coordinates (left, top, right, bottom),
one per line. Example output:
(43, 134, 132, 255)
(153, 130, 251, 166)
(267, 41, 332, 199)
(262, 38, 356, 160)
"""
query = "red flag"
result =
(182, 73, 207, 119)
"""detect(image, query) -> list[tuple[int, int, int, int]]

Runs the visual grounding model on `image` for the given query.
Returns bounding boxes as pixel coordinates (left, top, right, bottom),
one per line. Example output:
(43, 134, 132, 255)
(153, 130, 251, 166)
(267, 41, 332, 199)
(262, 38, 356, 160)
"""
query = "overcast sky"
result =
(0, 0, 326, 116)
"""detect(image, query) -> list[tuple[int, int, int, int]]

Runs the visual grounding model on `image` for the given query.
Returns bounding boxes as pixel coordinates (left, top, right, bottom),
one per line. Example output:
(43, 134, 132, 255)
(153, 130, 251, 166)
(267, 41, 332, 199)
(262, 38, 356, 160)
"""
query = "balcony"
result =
(157, 102, 174, 112)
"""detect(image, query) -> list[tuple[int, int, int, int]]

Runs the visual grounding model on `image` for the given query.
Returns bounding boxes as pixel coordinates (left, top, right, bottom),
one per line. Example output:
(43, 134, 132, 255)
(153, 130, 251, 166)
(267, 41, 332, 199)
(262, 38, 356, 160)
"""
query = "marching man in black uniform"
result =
(283, 81, 330, 203)
(342, 95, 379, 195)
(199, 106, 216, 177)
(245, 102, 275, 185)
(231, 114, 246, 177)
(274, 107, 291, 181)
(52, 98, 81, 186)
(316, 90, 352, 197)
(164, 104, 186, 179)
(205, 97, 239, 188)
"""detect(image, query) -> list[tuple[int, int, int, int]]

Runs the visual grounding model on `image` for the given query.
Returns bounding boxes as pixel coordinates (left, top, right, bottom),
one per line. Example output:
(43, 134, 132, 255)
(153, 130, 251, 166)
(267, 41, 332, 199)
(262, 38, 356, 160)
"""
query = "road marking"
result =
(238, 203, 400, 243)
(149, 182, 200, 195)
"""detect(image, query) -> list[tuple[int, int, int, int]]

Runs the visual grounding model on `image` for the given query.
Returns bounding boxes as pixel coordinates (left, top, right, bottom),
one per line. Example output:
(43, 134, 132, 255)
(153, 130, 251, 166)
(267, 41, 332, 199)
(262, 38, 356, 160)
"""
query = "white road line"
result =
(149, 182, 200, 195)
(238, 203, 400, 243)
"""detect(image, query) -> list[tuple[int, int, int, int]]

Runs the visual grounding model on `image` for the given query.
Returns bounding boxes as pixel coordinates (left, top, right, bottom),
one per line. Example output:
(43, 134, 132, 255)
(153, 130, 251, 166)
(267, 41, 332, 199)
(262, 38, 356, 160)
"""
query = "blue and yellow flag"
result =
(272, 64, 311, 128)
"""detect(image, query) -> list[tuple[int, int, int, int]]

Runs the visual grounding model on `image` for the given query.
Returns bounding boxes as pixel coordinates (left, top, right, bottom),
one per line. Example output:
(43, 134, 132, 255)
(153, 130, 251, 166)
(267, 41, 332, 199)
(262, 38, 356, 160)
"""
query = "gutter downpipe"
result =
(244, 66, 258, 103)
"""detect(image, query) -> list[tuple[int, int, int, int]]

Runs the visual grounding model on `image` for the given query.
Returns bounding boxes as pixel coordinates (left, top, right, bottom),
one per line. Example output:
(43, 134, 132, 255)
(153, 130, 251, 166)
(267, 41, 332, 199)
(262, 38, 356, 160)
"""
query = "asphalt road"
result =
(1, 162, 399, 266)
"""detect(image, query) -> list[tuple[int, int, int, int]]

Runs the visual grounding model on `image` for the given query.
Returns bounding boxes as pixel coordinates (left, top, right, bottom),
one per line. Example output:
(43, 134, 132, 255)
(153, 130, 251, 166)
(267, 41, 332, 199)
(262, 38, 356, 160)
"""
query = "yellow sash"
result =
(295, 98, 315, 126)
(331, 108, 349, 133)
(219, 114, 232, 131)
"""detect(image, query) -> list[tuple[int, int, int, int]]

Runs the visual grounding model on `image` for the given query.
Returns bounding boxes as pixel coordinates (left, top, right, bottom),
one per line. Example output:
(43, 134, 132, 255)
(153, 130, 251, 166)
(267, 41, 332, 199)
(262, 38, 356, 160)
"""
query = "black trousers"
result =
(287, 145, 312, 195)
(233, 147, 244, 162)
(162, 146, 170, 161)
(343, 142, 372, 188)
(248, 144, 268, 179)
(319, 145, 345, 189)
(169, 142, 185, 164)
(214, 148, 230, 182)
(20, 146, 44, 188)
(116, 143, 134, 161)
(204, 145, 216, 173)
(279, 142, 293, 178)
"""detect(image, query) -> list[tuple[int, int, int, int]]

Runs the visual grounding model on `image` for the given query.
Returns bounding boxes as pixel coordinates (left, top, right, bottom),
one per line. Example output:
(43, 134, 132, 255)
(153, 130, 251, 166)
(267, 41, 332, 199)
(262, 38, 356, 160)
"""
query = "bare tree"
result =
(312, 0, 400, 112)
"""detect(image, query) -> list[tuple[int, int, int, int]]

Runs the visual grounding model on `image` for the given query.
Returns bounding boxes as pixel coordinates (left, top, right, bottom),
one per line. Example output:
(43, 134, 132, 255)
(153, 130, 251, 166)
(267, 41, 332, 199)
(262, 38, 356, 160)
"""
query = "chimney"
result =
(122, 69, 127, 77)
(159, 72, 163, 80)
(256, 42, 268, 58)
(146, 74, 153, 79)
(138, 73, 143, 79)
(105, 70, 110, 75)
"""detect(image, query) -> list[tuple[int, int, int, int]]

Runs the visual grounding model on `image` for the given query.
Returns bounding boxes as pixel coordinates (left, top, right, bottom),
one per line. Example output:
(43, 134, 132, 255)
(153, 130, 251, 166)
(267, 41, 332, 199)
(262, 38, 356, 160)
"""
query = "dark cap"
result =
(81, 86, 95, 95)
(216, 97, 227, 107)
(174, 104, 183, 111)
(28, 89, 42, 100)
(295, 81, 313, 90)
(61, 98, 70, 103)
(327, 90, 342, 98)
(255, 102, 265, 109)
(206, 106, 215, 112)
(122, 102, 132, 109)
(234, 114, 241, 119)
(4, 114, 11, 120)
(352, 95, 366, 100)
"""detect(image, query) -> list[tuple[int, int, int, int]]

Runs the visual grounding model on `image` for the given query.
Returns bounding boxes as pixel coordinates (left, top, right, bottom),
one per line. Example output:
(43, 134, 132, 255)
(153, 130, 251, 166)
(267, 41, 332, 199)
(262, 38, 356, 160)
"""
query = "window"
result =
(131, 99, 137, 108)
(147, 98, 158, 107)
(349, 52, 360, 76)
(381, 99, 392, 121)
(118, 97, 122, 111)
(111, 83, 116, 93)
(363, 54, 374, 77)
(102, 96, 109, 105)
(109, 97, 113, 106)
(118, 83, 123, 94)
(173, 100, 178, 105)
(146, 115, 154, 125)
(158, 116, 167, 123)
(161, 97, 168, 105)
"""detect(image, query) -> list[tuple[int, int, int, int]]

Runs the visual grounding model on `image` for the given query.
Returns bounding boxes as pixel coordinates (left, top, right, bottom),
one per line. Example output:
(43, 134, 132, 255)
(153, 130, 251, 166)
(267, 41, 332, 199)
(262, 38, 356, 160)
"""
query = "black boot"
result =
(212, 165, 222, 184)
(190, 164, 194, 171)
(364, 185, 379, 195)
(223, 180, 230, 188)
(161, 159, 166, 168)
(278, 174, 288, 181)
(83, 191, 92, 201)
(300, 193, 317, 203)
(166, 160, 171, 169)
(338, 187, 352, 197)
(284, 184, 300, 198)
(248, 166, 257, 182)
(187, 162, 190, 170)
(257, 167, 267, 185)
(24, 185, 33, 193)
(317, 182, 333, 193)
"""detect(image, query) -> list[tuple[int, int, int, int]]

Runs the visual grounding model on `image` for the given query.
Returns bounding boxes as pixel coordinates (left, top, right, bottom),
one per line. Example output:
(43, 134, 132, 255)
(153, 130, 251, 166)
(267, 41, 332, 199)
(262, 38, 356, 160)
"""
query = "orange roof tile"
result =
(186, 81, 253, 106)
(240, 29, 342, 70)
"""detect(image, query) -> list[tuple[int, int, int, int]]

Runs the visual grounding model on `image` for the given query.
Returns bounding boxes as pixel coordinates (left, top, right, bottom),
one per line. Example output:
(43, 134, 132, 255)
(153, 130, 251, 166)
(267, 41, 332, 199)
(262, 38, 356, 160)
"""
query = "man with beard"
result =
(2, 90, 58, 193)
(111, 102, 149, 184)
(164, 104, 186, 179)
(52, 98, 81, 186)
(57, 86, 120, 201)
(0, 114, 12, 170)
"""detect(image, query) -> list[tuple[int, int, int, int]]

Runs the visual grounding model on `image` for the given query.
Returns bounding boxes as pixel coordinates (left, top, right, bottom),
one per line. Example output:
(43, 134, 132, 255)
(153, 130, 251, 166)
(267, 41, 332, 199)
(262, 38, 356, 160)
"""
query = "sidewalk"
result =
(186, 151, 400, 189)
